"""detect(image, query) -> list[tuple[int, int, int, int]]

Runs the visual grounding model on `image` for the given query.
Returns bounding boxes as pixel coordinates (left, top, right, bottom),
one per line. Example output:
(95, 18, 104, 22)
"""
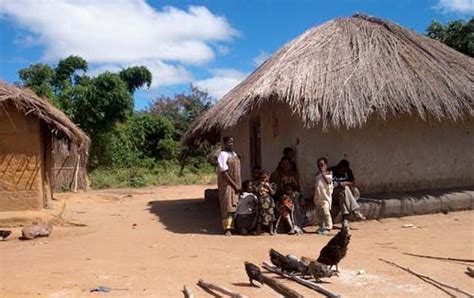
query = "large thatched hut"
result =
(184, 14, 473, 198)
(0, 81, 90, 211)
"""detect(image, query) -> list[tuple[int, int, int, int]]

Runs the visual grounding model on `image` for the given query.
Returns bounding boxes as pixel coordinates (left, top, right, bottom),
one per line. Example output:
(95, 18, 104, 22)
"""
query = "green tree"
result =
(149, 85, 213, 138)
(427, 17, 474, 57)
(18, 63, 55, 99)
(73, 72, 133, 137)
(119, 66, 152, 93)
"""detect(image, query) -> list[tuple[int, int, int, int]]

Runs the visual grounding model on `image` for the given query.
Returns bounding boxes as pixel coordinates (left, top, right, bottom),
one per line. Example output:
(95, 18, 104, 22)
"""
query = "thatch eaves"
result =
(184, 14, 474, 145)
(0, 80, 90, 151)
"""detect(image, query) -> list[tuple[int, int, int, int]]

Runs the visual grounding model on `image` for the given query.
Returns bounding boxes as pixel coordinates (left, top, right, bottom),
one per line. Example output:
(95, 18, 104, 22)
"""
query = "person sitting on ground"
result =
(275, 184, 302, 235)
(234, 180, 259, 235)
(251, 165, 262, 185)
(282, 147, 298, 174)
(270, 157, 300, 198)
(314, 157, 334, 235)
(255, 172, 276, 235)
(329, 159, 366, 222)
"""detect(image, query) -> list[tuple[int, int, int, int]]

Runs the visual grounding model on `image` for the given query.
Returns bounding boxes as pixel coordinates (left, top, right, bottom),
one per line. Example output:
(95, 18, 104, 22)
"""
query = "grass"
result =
(90, 162, 216, 189)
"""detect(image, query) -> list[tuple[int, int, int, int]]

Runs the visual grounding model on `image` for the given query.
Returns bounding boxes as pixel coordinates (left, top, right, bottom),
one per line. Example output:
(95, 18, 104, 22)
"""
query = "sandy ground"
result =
(1, 185, 473, 297)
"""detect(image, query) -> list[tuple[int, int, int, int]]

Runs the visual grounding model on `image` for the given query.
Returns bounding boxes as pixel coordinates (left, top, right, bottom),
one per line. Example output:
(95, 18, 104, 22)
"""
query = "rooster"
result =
(317, 223, 351, 272)
(0, 230, 12, 240)
(244, 262, 264, 287)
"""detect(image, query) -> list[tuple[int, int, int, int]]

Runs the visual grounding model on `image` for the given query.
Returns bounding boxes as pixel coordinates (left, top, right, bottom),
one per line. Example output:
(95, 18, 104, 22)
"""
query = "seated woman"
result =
(270, 157, 300, 198)
(329, 159, 366, 222)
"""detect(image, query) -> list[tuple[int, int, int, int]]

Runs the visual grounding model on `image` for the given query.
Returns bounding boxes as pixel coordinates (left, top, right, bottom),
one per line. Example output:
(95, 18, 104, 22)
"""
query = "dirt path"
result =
(1, 185, 473, 297)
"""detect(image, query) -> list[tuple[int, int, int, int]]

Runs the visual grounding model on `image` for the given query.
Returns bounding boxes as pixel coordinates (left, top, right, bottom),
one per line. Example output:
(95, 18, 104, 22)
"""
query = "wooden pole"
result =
(197, 279, 247, 298)
(183, 285, 194, 298)
(379, 258, 473, 297)
(72, 154, 81, 192)
(259, 273, 304, 298)
(262, 261, 340, 298)
(403, 252, 474, 263)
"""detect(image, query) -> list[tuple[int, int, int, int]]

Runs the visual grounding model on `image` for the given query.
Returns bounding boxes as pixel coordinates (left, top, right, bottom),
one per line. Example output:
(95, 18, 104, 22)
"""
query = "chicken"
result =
(308, 261, 337, 281)
(0, 230, 12, 240)
(317, 224, 351, 271)
(244, 262, 264, 287)
(269, 249, 308, 275)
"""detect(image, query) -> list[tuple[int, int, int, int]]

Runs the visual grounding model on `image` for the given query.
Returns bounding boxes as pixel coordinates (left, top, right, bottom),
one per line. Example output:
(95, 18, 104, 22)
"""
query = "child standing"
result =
(313, 157, 334, 235)
(255, 172, 276, 235)
(275, 184, 299, 234)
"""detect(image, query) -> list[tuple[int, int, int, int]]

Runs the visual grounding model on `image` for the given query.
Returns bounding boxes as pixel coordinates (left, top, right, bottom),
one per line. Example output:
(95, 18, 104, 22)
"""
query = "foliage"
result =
(149, 85, 213, 137)
(119, 66, 152, 93)
(18, 56, 216, 188)
(427, 17, 474, 57)
(73, 72, 133, 137)
(90, 163, 216, 189)
(18, 63, 55, 99)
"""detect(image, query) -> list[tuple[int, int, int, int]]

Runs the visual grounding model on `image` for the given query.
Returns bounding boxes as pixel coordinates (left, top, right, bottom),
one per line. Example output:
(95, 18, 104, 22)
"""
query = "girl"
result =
(313, 157, 333, 235)
(255, 172, 276, 235)
(275, 184, 300, 235)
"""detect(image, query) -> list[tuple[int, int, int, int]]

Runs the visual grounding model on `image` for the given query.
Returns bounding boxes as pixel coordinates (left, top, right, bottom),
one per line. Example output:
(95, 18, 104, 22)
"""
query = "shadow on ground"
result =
(147, 197, 222, 235)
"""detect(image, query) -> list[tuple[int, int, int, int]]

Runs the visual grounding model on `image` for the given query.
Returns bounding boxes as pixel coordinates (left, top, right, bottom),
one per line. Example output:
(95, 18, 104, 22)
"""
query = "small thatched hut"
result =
(184, 14, 474, 198)
(0, 81, 90, 211)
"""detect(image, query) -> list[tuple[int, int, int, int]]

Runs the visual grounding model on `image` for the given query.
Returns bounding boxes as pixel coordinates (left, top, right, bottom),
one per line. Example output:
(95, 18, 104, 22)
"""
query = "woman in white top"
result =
(313, 157, 334, 234)
(217, 136, 241, 236)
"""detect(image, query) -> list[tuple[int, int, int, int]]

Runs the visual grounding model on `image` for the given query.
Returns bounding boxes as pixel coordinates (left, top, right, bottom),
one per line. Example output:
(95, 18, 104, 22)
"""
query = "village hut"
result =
(0, 81, 90, 212)
(184, 14, 474, 198)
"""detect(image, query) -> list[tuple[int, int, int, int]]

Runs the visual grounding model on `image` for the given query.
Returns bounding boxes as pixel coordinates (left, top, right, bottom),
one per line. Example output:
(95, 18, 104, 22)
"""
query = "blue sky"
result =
(0, 0, 472, 110)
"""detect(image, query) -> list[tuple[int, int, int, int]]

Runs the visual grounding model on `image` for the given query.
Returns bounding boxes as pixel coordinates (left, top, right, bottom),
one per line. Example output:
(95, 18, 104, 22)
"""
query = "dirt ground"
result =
(1, 185, 473, 297)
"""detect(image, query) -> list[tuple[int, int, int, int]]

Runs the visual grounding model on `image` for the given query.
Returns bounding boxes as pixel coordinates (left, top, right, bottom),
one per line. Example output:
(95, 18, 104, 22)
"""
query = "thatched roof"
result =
(184, 14, 474, 145)
(0, 80, 90, 151)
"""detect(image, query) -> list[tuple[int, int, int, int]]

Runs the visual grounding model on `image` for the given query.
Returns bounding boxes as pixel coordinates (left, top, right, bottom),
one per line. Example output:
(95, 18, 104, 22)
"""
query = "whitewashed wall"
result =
(224, 102, 474, 198)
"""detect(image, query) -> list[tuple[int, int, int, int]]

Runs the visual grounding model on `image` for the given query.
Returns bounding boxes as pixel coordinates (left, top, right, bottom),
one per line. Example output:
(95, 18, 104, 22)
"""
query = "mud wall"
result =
(226, 102, 474, 198)
(0, 104, 45, 211)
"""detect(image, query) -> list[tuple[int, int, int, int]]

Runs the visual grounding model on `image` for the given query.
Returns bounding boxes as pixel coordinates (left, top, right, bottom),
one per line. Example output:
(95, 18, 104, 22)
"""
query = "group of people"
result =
(217, 136, 365, 236)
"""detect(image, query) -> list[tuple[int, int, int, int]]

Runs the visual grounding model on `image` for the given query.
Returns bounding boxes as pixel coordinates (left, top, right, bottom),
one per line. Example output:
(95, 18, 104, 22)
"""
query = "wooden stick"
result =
(262, 261, 340, 298)
(403, 252, 474, 263)
(259, 272, 304, 298)
(197, 279, 247, 298)
(72, 154, 81, 192)
(183, 285, 194, 298)
(379, 258, 473, 297)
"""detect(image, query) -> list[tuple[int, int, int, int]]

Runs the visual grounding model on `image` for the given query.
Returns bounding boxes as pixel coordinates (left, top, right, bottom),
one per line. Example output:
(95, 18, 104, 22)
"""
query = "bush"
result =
(90, 162, 216, 189)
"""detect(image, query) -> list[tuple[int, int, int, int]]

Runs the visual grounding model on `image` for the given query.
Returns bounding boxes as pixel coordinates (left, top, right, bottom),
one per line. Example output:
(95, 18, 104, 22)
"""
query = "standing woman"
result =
(217, 136, 242, 236)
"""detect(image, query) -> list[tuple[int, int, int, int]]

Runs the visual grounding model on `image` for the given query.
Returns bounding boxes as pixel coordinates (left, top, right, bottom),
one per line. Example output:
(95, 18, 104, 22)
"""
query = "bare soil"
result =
(1, 185, 473, 297)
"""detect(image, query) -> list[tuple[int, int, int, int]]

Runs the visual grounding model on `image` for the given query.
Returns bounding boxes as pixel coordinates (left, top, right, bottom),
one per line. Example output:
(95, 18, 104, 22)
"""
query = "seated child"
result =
(255, 172, 276, 235)
(275, 184, 302, 234)
(234, 180, 259, 235)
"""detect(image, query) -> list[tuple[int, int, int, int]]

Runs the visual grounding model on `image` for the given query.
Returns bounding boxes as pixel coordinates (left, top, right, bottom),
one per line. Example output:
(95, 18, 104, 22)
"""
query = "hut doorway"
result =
(250, 117, 261, 170)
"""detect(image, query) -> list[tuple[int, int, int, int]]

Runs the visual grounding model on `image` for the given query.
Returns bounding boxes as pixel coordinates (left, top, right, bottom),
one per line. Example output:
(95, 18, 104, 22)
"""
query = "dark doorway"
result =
(250, 117, 262, 170)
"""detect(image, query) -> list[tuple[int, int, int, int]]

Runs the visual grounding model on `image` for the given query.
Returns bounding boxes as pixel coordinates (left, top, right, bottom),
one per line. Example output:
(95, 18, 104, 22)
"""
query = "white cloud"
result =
(194, 69, 247, 99)
(252, 50, 271, 67)
(436, 0, 474, 13)
(0, 1, 237, 64)
(0, 0, 237, 89)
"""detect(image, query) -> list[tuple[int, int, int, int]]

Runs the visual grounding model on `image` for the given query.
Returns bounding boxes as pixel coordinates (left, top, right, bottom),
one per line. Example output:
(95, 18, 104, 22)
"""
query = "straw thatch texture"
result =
(184, 14, 474, 145)
(0, 80, 90, 151)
